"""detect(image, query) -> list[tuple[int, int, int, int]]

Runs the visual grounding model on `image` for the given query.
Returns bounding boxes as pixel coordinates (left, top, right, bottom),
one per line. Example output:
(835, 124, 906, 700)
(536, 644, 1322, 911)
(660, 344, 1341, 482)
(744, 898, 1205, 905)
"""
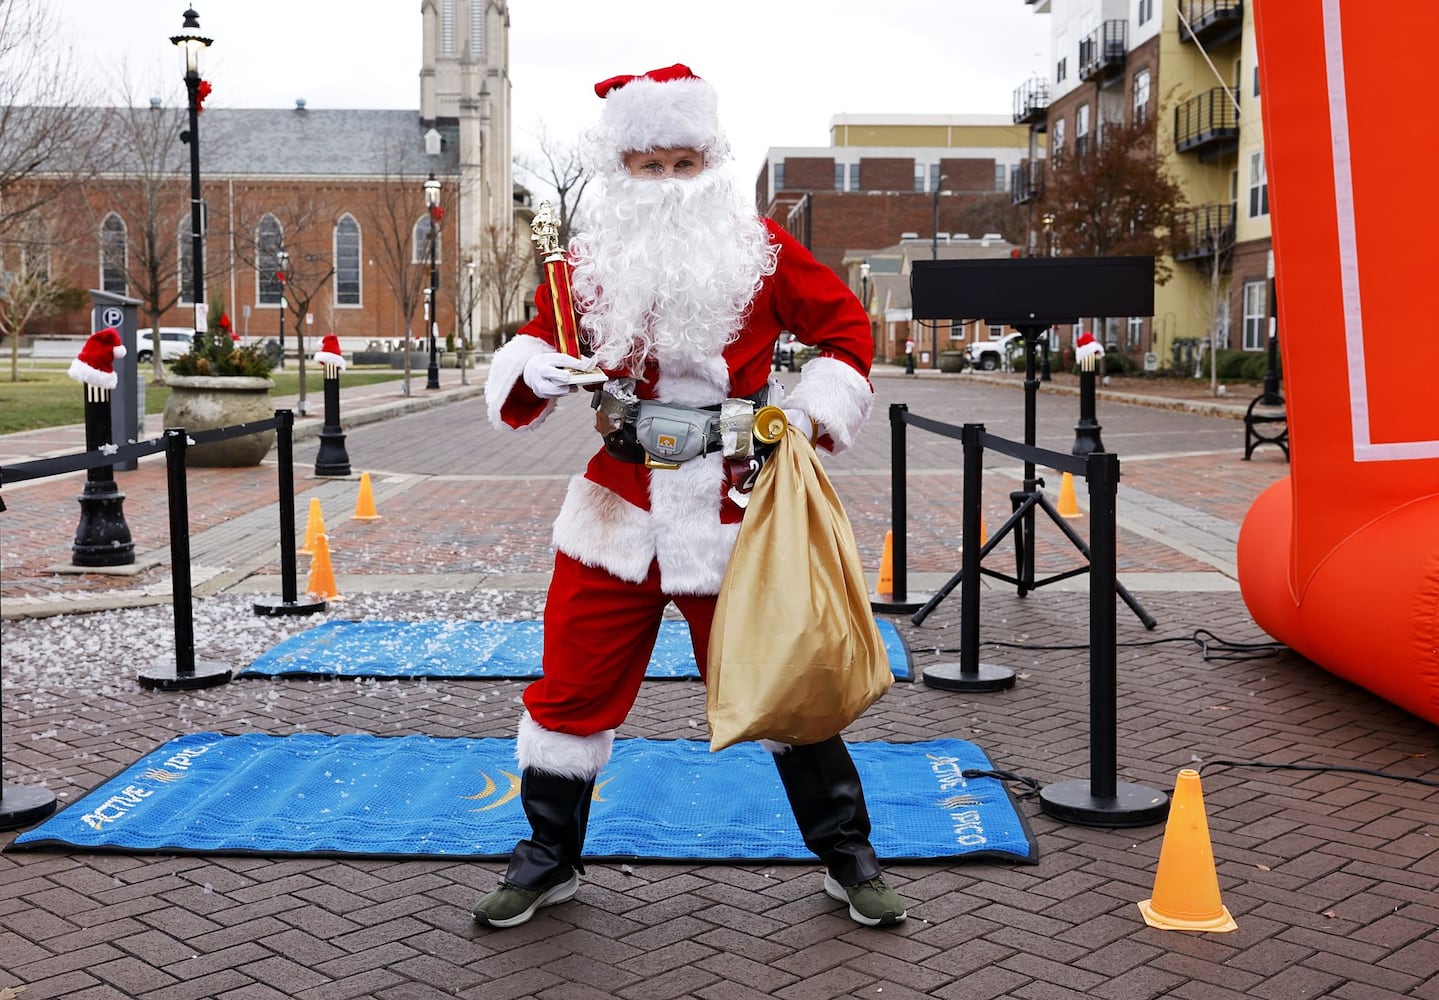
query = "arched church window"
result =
(258, 214, 284, 305)
(335, 214, 362, 306)
(100, 213, 126, 295)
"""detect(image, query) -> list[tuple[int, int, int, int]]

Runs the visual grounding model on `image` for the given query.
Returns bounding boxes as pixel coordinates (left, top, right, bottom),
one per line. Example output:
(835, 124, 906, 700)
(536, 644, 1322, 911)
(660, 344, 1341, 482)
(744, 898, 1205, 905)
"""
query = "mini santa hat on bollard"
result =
(314, 334, 346, 370)
(68, 327, 127, 390)
(1075, 331, 1105, 372)
(592, 63, 728, 167)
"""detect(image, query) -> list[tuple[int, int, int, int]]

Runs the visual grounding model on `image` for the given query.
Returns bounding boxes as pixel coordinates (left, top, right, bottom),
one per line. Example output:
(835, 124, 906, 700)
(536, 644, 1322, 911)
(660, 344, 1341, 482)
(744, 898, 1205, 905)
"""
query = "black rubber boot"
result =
(769, 735, 881, 886)
(504, 768, 595, 889)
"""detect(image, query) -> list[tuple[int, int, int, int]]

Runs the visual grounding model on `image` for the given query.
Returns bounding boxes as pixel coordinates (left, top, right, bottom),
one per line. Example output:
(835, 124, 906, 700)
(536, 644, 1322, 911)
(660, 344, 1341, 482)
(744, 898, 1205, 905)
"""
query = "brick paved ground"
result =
(2, 370, 1436, 1000)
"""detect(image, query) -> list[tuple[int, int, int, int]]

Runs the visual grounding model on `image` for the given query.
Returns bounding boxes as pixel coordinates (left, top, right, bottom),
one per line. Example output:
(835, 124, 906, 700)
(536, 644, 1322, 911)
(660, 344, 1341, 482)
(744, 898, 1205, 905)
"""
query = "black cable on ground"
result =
(962, 768, 1043, 799)
(911, 627, 1287, 664)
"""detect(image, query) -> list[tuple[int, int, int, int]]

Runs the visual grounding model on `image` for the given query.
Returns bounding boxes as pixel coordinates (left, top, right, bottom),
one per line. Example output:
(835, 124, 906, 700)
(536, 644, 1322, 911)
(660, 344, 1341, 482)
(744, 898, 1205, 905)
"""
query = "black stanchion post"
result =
(0, 493, 60, 831)
(1038, 451, 1167, 827)
(138, 428, 232, 691)
(871, 403, 928, 613)
(313, 366, 352, 477)
(72, 384, 135, 567)
(920, 423, 1016, 692)
(255, 410, 326, 617)
(1073, 370, 1105, 456)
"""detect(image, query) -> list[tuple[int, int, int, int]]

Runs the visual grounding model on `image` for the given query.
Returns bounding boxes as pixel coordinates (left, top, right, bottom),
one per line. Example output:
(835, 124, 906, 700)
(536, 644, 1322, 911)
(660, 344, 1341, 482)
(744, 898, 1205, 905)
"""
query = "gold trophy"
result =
(530, 201, 606, 387)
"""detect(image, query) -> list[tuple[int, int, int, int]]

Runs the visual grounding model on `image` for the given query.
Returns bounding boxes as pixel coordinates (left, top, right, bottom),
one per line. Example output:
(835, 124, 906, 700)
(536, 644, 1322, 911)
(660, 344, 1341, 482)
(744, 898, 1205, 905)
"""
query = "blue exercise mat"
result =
(8, 732, 1037, 864)
(239, 618, 914, 681)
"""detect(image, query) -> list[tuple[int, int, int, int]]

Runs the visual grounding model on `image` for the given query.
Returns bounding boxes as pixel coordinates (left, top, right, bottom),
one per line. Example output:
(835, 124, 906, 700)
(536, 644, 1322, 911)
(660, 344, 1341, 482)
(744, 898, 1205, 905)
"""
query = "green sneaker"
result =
(823, 873, 908, 927)
(472, 870, 579, 928)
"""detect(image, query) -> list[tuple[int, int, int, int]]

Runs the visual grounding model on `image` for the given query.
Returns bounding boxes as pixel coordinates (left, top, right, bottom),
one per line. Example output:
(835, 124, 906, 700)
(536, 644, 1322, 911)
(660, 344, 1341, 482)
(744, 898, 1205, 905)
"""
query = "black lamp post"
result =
(424, 171, 441, 390)
(463, 258, 476, 386)
(275, 248, 289, 369)
(930, 173, 947, 261)
(171, 7, 211, 343)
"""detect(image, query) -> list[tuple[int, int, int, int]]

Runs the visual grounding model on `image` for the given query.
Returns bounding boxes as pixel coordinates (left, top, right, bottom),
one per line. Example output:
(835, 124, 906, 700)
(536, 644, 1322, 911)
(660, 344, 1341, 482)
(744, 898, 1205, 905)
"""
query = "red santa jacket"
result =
(485, 219, 874, 594)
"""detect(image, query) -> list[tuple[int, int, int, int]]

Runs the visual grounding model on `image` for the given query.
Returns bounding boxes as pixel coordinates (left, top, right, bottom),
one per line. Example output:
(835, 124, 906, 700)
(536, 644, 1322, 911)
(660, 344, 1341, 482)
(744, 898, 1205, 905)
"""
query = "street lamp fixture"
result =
(275, 248, 290, 369)
(172, 7, 211, 339)
(423, 172, 442, 390)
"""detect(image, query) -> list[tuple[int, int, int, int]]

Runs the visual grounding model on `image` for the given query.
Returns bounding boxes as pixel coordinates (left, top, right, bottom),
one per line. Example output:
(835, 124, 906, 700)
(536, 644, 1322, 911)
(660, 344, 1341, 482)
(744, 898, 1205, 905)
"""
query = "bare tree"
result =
(0, 0, 96, 377)
(471, 222, 536, 352)
(362, 149, 456, 398)
(516, 123, 592, 245)
(231, 189, 336, 415)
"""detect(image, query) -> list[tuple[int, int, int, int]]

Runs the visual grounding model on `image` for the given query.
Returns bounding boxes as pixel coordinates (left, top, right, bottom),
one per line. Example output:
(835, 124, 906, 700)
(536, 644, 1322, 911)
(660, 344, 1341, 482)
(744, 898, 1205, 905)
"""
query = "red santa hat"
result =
(592, 63, 728, 166)
(314, 334, 346, 370)
(1075, 331, 1104, 372)
(68, 327, 126, 390)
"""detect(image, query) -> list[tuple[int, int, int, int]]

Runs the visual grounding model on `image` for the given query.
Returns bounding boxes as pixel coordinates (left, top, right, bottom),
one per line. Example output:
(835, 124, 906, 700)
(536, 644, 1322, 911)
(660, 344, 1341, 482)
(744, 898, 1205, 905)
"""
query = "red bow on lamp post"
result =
(196, 79, 211, 112)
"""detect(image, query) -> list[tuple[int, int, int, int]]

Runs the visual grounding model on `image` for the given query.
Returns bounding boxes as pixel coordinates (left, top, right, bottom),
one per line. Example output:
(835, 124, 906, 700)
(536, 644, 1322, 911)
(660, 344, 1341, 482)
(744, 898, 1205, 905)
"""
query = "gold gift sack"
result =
(707, 426, 893, 751)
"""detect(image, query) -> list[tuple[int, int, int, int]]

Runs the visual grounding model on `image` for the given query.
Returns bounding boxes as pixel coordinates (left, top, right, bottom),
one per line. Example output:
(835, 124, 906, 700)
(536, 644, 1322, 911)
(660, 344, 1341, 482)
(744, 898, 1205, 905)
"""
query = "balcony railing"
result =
(1012, 77, 1050, 126)
(1079, 20, 1128, 82)
(1174, 88, 1239, 157)
(1180, 0, 1243, 47)
(1173, 203, 1235, 264)
(1009, 160, 1046, 205)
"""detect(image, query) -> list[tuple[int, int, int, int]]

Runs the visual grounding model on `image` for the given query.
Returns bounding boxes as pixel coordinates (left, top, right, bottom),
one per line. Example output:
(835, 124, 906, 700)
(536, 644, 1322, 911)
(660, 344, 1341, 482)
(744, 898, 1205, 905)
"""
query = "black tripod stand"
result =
(909, 256, 1160, 630)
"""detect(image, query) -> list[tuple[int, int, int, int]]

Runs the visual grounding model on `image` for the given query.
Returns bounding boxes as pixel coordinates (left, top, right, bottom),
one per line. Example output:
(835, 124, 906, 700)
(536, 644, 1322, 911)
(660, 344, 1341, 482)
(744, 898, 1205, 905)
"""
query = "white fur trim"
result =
(112, 344, 126, 359)
(603, 75, 719, 156)
(67, 359, 117, 390)
(552, 475, 656, 584)
(516, 712, 614, 779)
(486, 333, 559, 430)
(780, 355, 873, 454)
(648, 453, 737, 594)
(314, 351, 345, 369)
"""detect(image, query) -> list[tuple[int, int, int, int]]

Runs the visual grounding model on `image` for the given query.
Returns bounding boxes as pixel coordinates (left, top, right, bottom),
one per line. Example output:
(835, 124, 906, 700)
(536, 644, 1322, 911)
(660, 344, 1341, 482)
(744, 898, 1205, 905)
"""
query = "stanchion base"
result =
(921, 661, 1016, 692)
(252, 596, 328, 617)
(137, 661, 234, 691)
(870, 592, 932, 614)
(0, 784, 59, 831)
(1039, 779, 1169, 828)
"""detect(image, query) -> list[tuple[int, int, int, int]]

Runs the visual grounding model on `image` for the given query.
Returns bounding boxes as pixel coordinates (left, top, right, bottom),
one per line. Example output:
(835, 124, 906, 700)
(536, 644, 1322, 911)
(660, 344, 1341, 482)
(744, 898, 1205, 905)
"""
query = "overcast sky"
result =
(52, 0, 1051, 186)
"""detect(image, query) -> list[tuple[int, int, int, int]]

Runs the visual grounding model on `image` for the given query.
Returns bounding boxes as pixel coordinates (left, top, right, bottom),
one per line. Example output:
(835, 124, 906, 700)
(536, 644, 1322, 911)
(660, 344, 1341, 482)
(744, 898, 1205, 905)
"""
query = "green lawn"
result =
(0, 367, 410, 435)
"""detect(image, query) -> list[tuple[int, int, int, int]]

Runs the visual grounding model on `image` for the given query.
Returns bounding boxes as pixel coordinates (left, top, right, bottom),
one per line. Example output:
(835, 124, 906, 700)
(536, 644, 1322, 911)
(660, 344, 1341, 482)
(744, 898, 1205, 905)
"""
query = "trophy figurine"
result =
(530, 201, 606, 387)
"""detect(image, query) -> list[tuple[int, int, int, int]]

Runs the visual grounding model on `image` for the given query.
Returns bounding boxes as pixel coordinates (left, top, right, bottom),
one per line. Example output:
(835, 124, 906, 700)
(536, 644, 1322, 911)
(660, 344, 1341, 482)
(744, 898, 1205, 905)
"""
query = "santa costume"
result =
(477, 64, 904, 929)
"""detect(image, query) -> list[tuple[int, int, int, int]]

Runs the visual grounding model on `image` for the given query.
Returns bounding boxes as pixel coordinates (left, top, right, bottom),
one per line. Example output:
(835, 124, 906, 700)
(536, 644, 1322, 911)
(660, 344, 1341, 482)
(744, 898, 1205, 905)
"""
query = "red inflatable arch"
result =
(1240, 4, 1439, 726)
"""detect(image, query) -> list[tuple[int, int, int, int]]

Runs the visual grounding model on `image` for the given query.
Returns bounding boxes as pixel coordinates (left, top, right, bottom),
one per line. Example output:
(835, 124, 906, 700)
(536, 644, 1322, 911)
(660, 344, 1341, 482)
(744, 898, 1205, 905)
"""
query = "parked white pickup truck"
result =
(964, 332, 1024, 371)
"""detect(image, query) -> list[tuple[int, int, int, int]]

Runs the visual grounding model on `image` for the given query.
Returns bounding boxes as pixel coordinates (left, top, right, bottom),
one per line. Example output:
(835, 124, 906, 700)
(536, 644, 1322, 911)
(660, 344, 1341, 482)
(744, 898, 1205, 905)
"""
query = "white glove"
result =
(783, 408, 814, 442)
(523, 352, 587, 398)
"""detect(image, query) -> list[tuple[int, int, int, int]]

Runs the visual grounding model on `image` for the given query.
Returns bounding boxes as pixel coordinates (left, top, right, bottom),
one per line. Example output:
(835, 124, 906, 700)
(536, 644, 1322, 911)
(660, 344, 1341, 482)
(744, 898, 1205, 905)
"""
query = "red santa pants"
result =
(523, 551, 717, 737)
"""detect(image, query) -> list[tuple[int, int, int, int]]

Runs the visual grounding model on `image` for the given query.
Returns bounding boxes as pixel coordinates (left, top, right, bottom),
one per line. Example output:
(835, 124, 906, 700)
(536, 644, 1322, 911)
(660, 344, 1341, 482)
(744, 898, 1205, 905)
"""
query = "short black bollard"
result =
(137, 428, 233, 691)
(255, 409, 327, 617)
(313, 338, 352, 477)
(1071, 333, 1105, 457)
(68, 330, 136, 567)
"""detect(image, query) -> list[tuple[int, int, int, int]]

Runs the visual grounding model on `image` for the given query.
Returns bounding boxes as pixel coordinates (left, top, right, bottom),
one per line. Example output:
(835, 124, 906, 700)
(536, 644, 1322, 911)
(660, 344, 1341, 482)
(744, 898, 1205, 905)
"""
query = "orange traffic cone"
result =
(306, 533, 341, 601)
(1137, 769, 1237, 932)
(354, 472, 380, 521)
(300, 497, 326, 555)
(1057, 472, 1082, 519)
(876, 530, 894, 596)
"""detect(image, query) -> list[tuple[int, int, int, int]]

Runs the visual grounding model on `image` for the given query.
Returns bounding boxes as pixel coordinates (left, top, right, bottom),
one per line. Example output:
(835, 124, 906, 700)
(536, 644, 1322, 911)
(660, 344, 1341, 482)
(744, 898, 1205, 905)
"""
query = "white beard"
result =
(572, 170, 778, 375)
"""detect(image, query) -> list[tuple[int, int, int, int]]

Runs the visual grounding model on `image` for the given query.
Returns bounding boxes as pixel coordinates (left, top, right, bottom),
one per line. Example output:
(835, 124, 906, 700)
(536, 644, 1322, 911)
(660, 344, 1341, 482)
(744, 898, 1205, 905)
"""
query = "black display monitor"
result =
(911, 256, 1155, 327)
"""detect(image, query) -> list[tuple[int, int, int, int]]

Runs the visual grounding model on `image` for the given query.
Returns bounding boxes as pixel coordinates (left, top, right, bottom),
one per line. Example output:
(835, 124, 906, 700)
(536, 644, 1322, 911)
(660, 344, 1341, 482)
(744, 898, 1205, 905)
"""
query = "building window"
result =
(1138, 0, 1153, 25)
(257, 214, 284, 305)
(1126, 316, 1144, 348)
(848, 163, 859, 191)
(1056, 56, 1067, 83)
(928, 163, 941, 191)
(773, 161, 785, 191)
(441, 0, 455, 55)
(413, 214, 442, 264)
(1248, 150, 1269, 218)
(100, 213, 126, 295)
(470, 0, 485, 61)
(994, 164, 1006, 191)
(915, 165, 926, 192)
(335, 214, 361, 306)
(1243, 280, 1267, 350)
(834, 163, 844, 191)
(1051, 118, 1066, 165)
(1076, 103, 1090, 139)
(1133, 68, 1151, 124)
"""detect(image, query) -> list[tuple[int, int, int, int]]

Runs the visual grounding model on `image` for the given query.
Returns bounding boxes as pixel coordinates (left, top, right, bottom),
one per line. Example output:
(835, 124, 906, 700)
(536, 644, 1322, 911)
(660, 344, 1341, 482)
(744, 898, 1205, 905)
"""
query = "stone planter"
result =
(938, 351, 967, 373)
(162, 375, 276, 467)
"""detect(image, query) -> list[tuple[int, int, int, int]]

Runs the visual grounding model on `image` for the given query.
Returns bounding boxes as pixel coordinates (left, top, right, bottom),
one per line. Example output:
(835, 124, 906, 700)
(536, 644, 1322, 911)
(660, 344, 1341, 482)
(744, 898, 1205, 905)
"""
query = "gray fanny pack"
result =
(633, 402, 721, 463)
